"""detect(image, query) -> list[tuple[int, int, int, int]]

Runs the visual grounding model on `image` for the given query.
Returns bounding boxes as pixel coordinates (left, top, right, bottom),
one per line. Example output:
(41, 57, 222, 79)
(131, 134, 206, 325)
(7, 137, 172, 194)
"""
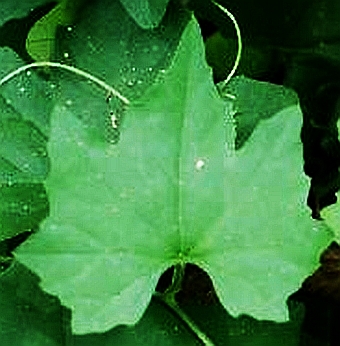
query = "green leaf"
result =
(0, 117, 49, 241)
(119, 0, 171, 29)
(322, 203, 340, 240)
(217, 75, 299, 149)
(14, 16, 333, 335)
(0, 118, 49, 181)
(319, 118, 340, 239)
(199, 103, 333, 322)
(0, 183, 48, 242)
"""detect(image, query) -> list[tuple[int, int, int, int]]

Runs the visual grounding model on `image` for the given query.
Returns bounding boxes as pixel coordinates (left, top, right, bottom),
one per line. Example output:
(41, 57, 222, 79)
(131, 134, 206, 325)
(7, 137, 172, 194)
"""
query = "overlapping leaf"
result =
(119, 0, 171, 29)
(0, 113, 49, 241)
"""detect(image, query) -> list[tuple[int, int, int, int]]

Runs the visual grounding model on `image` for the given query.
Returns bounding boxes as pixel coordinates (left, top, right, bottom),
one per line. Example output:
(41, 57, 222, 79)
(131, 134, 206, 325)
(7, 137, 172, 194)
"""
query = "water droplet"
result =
(195, 159, 205, 170)
(64, 52, 69, 58)
(110, 115, 119, 128)
(19, 87, 25, 92)
(67, 26, 73, 32)
(126, 79, 136, 87)
(131, 67, 136, 72)
(65, 99, 73, 106)
(148, 67, 153, 72)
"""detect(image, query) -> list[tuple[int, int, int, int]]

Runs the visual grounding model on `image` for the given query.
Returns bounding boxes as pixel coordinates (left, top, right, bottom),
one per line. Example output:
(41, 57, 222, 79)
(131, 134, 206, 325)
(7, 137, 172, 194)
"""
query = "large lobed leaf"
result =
(14, 16, 334, 335)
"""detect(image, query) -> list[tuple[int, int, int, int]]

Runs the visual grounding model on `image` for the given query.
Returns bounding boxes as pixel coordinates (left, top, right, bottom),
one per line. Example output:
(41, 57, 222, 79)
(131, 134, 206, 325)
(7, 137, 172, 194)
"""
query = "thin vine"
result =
(0, 61, 130, 106)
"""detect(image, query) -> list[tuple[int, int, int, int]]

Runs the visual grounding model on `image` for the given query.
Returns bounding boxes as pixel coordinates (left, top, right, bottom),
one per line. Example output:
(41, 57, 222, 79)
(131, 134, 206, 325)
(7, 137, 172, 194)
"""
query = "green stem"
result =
(164, 262, 185, 301)
(154, 291, 215, 346)
(154, 262, 215, 346)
